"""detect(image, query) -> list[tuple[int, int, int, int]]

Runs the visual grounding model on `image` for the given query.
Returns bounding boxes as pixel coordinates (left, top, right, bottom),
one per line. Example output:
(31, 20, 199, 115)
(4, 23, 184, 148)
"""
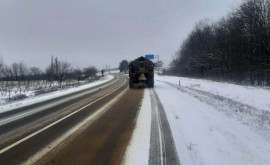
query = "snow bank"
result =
(154, 80, 270, 165)
(0, 75, 114, 113)
(122, 89, 151, 165)
(155, 75, 270, 112)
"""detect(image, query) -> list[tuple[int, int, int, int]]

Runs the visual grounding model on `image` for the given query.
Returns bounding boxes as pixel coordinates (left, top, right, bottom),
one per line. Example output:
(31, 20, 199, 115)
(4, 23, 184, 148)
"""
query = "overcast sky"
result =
(0, 0, 241, 70)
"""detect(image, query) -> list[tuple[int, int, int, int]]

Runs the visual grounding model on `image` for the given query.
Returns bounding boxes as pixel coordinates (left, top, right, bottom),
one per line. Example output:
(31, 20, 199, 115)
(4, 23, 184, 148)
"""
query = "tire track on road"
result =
(149, 89, 180, 165)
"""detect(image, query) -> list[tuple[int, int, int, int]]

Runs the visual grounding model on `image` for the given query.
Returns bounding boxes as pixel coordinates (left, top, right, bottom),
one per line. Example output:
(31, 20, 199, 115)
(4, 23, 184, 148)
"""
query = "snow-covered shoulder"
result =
(154, 75, 270, 165)
(122, 89, 151, 165)
(155, 74, 270, 112)
(0, 75, 114, 114)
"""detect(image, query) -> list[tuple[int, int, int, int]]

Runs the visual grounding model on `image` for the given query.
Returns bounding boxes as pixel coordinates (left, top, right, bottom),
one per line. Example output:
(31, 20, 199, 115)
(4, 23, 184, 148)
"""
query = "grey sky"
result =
(0, 0, 241, 70)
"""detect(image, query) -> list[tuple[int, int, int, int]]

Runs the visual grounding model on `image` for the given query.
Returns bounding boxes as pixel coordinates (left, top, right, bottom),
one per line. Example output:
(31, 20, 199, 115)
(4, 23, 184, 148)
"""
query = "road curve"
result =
(0, 74, 144, 165)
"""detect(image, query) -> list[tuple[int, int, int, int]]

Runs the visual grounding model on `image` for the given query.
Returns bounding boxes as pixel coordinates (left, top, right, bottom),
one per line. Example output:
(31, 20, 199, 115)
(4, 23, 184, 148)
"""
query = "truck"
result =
(129, 56, 154, 88)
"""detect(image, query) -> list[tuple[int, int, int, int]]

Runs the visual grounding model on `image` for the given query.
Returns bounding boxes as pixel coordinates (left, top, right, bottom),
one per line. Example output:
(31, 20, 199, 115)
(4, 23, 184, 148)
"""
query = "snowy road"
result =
(0, 76, 117, 127)
(0, 74, 143, 165)
(1, 73, 270, 165)
(154, 75, 270, 165)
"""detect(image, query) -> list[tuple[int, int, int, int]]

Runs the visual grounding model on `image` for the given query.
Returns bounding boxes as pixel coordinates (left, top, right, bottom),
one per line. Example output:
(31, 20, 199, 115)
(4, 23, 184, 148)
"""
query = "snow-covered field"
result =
(155, 74, 270, 165)
(157, 75, 270, 112)
(0, 75, 114, 114)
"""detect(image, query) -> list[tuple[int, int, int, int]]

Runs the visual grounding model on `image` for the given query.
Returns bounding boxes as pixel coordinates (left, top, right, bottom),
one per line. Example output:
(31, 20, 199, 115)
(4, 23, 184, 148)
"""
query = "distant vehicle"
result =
(129, 56, 154, 88)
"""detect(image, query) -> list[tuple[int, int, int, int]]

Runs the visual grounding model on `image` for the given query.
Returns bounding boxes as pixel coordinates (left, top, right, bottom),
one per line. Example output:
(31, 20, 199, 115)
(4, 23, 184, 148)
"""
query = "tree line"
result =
(0, 56, 98, 83)
(0, 56, 98, 101)
(170, 0, 270, 86)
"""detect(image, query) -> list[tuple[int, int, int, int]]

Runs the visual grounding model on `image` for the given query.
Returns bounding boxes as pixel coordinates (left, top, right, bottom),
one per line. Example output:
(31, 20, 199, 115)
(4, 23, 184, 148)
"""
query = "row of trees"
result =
(0, 56, 98, 101)
(170, 0, 270, 85)
(0, 56, 98, 83)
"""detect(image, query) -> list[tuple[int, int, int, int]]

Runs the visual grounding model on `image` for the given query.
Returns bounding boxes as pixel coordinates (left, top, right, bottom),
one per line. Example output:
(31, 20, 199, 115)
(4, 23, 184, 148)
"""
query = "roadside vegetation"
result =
(169, 0, 270, 86)
(0, 56, 98, 102)
(119, 60, 129, 73)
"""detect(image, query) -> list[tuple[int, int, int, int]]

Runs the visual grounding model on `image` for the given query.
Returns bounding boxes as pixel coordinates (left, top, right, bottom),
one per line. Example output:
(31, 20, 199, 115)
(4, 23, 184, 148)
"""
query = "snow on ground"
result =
(156, 75, 270, 112)
(0, 81, 60, 104)
(123, 89, 151, 165)
(0, 75, 114, 114)
(109, 69, 120, 74)
(155, 75, 270, 165)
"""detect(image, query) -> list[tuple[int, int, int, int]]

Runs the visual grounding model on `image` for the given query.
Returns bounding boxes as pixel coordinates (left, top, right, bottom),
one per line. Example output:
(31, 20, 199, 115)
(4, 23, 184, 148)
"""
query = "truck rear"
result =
(129, 56, 154, 88)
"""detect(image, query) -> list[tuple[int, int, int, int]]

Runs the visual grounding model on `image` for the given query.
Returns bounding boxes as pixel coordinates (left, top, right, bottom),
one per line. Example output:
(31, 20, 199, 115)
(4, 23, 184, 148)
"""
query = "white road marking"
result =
(0, 76, 119, 127)
(0, 78, 126, 155)
(24, 83, 127, 165)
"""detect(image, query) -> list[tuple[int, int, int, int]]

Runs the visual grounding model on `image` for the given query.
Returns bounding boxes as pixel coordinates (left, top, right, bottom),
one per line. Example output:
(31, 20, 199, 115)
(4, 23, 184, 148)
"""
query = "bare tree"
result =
(18, 61, 28, 81)
(119, 60, 129, 73)
(30, 66, 43, 77)
(0, 57, 3, 79)
(73, 68, 82, 84)
(0, 55, 101, 102)
(84, 66, 97, 79)
(57, 61, 71, 88)
(12, 63, 19, 81)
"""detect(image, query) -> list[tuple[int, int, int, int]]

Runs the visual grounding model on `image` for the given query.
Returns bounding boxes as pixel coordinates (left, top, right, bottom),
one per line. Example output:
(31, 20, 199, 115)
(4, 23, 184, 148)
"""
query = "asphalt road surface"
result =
(0, 74, 179, 165)
(0, 74, 144, 165)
